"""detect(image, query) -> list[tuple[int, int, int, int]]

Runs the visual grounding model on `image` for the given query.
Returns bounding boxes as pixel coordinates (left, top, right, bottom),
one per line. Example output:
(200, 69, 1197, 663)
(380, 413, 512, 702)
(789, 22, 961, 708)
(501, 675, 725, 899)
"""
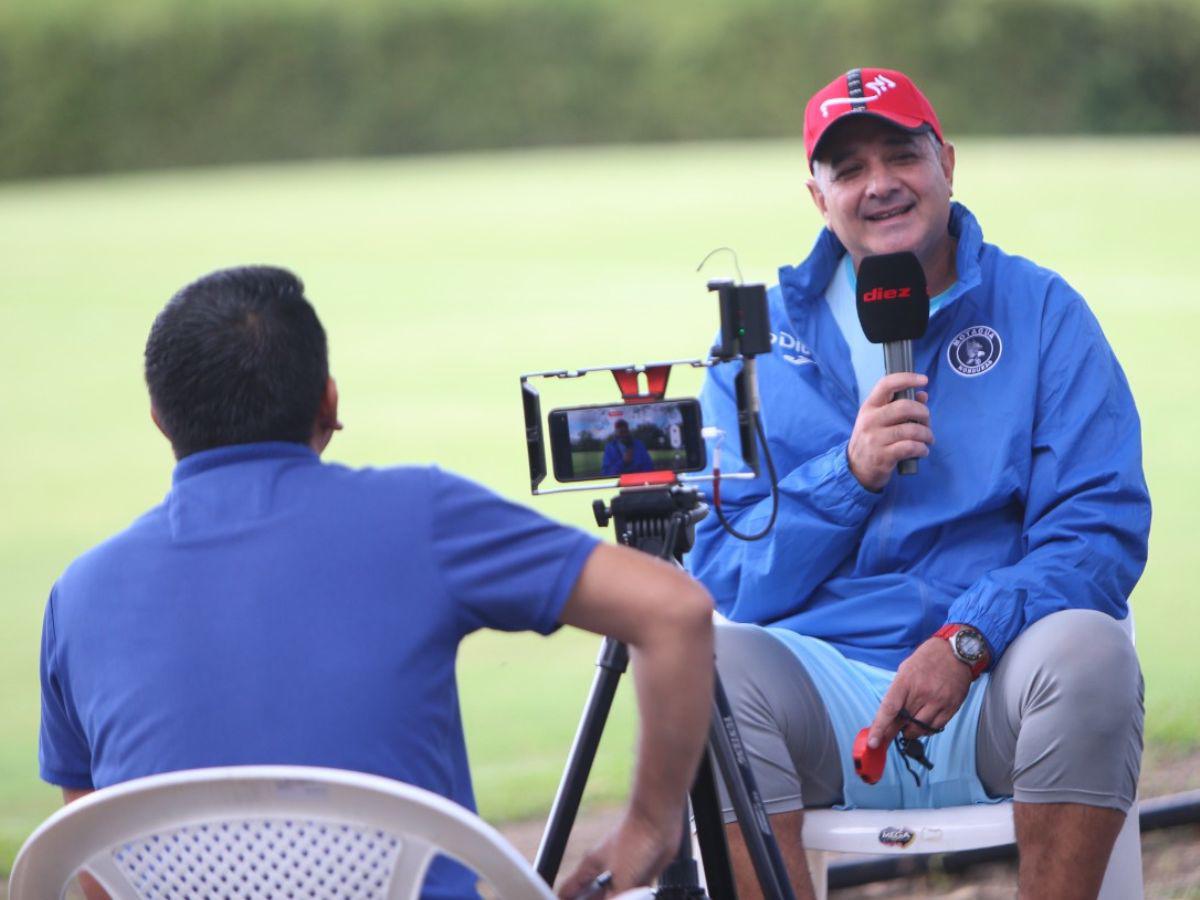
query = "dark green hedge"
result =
(1, 0, 1196, 179)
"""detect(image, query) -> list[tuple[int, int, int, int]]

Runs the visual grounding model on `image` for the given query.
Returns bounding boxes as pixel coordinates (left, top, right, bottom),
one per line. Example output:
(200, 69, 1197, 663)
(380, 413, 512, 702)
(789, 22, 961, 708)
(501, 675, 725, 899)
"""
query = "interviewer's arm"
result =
(554, 542, 715, 898)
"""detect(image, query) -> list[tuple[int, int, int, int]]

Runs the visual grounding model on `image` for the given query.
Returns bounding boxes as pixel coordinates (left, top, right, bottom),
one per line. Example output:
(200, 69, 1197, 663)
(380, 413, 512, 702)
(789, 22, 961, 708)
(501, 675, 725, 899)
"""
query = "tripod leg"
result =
(691, 750, 737, 899)
(535, 637, 629, 887)
(708, 674, 796, 900)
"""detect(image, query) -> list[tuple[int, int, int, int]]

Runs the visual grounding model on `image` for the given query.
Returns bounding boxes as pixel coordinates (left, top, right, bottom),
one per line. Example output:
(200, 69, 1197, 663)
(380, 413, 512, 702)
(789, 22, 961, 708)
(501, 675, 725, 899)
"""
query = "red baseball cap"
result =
(804, 67, 944, 170)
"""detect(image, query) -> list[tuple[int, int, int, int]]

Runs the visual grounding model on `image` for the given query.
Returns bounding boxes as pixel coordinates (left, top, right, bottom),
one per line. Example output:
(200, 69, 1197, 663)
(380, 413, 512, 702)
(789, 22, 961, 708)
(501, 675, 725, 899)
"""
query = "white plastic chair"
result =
(801, 613, 1143, 899)
(802, 800, 1142, 899)
(8, 765, 641, 900)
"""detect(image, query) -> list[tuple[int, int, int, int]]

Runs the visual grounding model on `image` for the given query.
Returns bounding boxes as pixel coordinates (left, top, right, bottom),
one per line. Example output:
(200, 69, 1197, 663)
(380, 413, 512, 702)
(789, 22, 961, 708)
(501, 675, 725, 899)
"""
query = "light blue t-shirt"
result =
(825, 254, 952, 402)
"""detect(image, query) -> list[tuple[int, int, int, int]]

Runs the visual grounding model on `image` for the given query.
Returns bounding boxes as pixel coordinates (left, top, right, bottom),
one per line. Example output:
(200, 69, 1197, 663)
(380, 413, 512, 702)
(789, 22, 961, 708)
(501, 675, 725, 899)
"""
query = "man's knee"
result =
(1017, 610, 1143, 734)
(989, 609, 1144, 809)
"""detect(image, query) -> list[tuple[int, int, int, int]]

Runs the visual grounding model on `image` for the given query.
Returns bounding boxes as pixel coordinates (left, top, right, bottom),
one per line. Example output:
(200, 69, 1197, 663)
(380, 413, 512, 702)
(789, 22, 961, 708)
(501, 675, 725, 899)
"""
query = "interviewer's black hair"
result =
(144, 266, 328, 459)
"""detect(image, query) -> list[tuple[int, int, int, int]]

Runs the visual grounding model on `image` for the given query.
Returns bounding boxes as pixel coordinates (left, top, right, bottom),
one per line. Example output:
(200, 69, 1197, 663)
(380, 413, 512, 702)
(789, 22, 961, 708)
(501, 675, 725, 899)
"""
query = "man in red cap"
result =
(688, 67, 1149, 898)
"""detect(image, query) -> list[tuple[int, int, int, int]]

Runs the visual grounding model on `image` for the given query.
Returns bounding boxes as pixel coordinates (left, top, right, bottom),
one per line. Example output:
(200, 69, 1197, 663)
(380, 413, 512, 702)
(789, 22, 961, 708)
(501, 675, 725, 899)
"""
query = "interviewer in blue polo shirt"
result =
(38, 266, 715, 900)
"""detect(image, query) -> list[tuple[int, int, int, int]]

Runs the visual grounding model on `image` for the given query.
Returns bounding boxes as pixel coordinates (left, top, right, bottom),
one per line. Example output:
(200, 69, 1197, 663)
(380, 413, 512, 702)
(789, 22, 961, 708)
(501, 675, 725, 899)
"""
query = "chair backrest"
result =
(9, 765, 557, 900)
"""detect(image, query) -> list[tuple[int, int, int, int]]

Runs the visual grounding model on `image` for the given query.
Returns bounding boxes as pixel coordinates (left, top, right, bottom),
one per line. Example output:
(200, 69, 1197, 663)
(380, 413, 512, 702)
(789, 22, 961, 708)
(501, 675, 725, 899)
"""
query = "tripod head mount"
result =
(592, 485, 707, 562)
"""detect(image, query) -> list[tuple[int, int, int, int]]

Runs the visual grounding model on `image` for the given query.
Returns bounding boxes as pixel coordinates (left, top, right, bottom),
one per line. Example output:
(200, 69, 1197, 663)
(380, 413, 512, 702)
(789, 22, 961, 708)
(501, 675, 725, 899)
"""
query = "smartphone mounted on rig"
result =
(546, 398, 706, 483)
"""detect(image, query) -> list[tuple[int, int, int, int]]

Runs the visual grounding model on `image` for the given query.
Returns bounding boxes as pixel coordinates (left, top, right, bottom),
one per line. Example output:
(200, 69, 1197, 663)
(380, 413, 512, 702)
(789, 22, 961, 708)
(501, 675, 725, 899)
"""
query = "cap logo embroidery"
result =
(820, 74, 898, 118)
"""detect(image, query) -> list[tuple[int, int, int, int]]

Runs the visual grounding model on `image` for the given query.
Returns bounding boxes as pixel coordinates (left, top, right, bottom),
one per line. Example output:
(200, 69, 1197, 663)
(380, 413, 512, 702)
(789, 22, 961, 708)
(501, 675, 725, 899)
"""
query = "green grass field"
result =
(1, 137, 1197, 870)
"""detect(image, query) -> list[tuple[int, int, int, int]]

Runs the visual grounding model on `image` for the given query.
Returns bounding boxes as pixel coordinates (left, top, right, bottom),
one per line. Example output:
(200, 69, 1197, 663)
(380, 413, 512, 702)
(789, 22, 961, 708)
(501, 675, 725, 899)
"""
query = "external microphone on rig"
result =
(708, 279, 770, 477)
(856, 252, 930, 475)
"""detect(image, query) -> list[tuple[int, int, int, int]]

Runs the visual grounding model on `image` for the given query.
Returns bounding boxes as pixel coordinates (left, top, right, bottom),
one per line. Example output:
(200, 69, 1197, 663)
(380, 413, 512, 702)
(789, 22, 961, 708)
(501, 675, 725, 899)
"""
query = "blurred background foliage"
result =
(2, 0, 1198, 180)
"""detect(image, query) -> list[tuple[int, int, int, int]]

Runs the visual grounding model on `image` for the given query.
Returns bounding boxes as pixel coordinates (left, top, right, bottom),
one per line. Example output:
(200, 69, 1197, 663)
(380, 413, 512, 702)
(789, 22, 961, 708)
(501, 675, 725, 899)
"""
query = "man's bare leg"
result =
(724, 810, 815, 900)
(1014, 801, 1126, 900)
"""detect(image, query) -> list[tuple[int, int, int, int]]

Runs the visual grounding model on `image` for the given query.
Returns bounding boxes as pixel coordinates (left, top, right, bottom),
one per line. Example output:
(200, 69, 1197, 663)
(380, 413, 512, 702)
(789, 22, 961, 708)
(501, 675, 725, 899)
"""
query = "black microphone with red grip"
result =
(855, 252, 930, 476)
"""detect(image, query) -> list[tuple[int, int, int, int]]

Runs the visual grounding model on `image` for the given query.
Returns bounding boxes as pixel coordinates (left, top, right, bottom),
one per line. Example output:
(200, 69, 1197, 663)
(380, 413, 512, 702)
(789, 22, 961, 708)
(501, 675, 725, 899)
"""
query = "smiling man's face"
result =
(807, 116, 957, 292)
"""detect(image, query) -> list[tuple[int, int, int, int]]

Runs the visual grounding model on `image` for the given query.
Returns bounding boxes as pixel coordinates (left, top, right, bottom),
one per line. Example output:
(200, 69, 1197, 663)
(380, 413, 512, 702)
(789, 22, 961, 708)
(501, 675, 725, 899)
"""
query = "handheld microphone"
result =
(855, 252, 930, 475)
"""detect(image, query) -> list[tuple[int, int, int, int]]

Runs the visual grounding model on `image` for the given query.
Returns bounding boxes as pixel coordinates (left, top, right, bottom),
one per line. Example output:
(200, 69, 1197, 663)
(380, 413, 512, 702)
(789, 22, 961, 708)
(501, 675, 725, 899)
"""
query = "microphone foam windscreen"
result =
(855, 252, 930, 344)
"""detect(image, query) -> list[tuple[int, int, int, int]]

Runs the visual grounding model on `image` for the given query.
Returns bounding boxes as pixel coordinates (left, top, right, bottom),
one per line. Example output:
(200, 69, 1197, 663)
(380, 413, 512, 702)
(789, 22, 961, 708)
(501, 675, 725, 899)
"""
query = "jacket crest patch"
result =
(948, 325, 1002, 376)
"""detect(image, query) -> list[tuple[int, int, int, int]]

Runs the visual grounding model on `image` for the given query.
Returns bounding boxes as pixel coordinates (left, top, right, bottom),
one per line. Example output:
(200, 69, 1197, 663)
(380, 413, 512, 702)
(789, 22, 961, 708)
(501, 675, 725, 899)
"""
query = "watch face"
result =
(954, 629, 985, 662)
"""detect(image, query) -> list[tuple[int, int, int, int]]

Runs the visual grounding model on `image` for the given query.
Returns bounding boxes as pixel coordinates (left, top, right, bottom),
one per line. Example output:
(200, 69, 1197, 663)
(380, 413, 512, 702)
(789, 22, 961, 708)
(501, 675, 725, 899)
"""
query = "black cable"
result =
(712, 412, 779, 542)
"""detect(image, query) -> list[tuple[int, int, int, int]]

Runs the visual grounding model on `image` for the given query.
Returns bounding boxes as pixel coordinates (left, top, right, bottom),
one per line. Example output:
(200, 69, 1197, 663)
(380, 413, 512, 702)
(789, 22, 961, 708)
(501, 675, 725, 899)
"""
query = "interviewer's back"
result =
(38, 265, 717, 900)
(45, 449, 591, 797)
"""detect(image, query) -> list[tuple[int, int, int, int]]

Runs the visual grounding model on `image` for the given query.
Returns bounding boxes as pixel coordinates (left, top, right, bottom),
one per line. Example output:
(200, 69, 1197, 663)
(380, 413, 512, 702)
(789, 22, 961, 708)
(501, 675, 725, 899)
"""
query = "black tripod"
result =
(534, 486, 796, 899)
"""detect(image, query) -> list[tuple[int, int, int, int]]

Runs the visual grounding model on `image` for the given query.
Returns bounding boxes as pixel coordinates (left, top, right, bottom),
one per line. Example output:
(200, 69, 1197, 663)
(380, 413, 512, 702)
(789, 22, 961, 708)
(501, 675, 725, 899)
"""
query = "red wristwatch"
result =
(934, 624, 989, 679)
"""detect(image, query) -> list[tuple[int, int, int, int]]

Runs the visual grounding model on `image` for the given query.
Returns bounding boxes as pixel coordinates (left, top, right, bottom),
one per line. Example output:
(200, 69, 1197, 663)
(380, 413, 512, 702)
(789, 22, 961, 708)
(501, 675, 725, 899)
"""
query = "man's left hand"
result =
(868, 638, 973, 749)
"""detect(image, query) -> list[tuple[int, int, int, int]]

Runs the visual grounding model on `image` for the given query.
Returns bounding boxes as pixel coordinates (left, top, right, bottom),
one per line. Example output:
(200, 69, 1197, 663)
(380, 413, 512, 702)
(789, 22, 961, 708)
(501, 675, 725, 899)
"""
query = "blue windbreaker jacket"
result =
(687, 203, 1150, 671)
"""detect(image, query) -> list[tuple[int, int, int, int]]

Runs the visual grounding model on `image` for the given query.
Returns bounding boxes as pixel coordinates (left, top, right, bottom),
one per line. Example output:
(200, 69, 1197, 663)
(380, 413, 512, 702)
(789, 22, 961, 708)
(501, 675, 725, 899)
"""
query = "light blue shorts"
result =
(765, 628, 1001, 810)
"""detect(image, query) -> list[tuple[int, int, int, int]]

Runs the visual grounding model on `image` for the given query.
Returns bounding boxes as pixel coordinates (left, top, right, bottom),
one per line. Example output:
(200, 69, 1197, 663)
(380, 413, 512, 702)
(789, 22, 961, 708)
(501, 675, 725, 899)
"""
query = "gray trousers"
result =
(716, 609, 1144, 819)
